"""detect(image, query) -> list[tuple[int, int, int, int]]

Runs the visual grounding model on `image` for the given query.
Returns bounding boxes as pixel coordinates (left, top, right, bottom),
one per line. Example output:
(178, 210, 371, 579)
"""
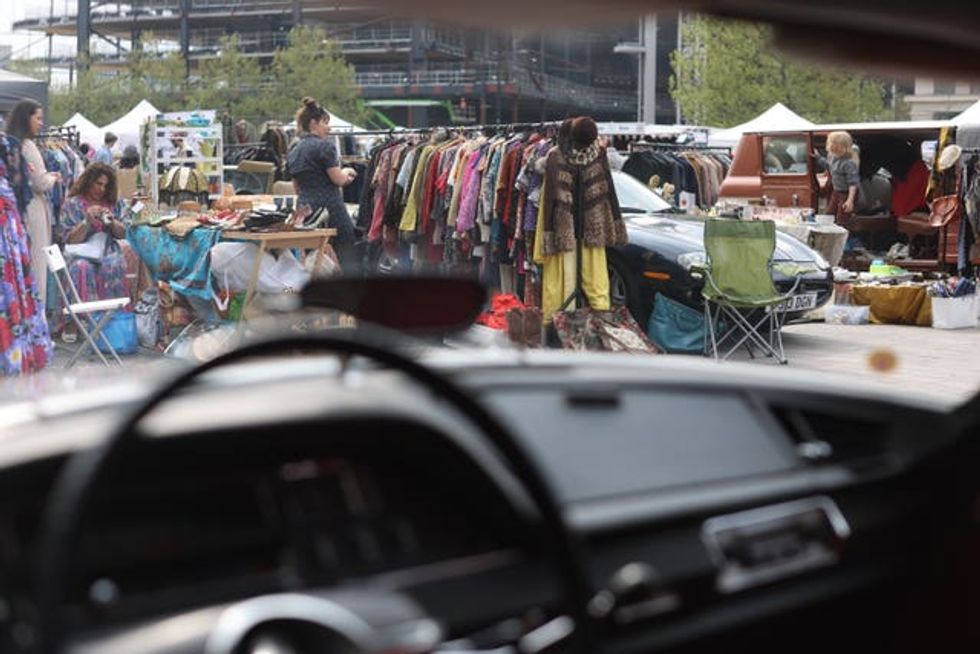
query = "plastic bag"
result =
(95, 311, 138, 355)
(210, 242, 262, 292)
(304, 245, 340, 278)
(260, 250, 309, 293)
(825, 304, 870, 325)
(210, 243, 311, 294)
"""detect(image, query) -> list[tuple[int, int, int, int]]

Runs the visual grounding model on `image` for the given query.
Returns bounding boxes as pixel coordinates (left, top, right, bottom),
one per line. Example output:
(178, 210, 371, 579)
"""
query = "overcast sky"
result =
(2, 1, 78, 61)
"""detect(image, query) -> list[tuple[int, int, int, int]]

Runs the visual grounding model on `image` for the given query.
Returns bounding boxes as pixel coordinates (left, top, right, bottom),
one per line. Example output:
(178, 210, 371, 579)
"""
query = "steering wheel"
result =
(34, 333, 598, 654)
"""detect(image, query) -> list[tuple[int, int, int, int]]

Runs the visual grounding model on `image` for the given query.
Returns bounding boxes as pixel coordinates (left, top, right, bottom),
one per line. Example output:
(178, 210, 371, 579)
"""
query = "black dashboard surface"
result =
(0, 354, 972, 654)
(480, 389, 801, 502)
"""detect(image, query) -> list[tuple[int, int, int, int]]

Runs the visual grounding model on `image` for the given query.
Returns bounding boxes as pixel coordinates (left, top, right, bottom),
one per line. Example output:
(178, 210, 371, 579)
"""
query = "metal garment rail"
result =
(343, 121, 563, 138)
(39, 126, 80, 148)
(628, 141, 732, 154)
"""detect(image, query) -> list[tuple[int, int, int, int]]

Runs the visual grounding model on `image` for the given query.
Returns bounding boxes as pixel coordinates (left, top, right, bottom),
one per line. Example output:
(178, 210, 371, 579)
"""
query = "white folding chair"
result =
(44, 244, 131, 368)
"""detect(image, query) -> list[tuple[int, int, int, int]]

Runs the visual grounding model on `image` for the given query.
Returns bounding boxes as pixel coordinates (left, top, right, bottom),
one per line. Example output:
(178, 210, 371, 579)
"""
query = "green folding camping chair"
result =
(697, 219, 801, 364)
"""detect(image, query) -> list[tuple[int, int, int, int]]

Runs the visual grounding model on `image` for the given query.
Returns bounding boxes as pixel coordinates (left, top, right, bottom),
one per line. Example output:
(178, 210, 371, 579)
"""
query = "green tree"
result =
(267, 25, 367, 125)
(127, 38, 190, 111)
(189, 34, 266, 120)
(8, 59, 50, 82)
(670, 16, 891, 127)
(49, 61, 134, 125)
(43, 26, 365, 127)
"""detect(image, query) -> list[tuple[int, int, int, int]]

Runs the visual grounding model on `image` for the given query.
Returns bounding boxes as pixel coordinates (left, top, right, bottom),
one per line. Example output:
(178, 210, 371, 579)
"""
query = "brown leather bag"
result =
(928, 168, 962, 228)
(929, 195, 960, 228)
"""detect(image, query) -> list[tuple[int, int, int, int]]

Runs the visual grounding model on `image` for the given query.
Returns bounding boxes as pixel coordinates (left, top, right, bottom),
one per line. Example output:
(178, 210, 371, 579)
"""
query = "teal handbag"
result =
(647, 294, 705, 354)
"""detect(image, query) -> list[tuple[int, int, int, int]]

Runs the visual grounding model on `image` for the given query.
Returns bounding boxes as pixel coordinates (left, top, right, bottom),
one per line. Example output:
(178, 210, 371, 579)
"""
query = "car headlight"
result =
(676, 251, 706, 270)
(811, 251, 830, 270)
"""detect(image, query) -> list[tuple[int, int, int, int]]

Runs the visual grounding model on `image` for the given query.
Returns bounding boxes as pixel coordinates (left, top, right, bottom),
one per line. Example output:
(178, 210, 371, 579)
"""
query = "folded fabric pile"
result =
(929, 277, 977, 298)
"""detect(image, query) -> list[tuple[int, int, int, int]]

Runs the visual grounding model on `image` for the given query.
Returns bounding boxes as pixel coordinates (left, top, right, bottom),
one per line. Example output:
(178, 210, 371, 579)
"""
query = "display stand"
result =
(560, 181, 589, 312)
(148, 111, 224, 208)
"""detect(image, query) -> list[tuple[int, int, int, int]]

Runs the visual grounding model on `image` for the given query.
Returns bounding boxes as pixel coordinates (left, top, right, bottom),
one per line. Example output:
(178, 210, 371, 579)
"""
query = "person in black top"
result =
(286, 97, 358, 268)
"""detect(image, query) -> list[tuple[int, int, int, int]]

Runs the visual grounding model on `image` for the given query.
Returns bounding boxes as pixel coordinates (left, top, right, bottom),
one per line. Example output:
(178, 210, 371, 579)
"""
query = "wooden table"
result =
(222, 229, 337, 320)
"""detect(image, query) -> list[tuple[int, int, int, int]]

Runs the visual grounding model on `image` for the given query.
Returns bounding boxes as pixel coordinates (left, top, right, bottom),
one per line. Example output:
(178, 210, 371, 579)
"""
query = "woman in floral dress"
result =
(56, 163, 132, 308)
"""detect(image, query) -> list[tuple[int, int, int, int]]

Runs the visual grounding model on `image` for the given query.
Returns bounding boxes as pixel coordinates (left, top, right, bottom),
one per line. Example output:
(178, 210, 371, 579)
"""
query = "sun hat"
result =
(938, 144, 963, 171)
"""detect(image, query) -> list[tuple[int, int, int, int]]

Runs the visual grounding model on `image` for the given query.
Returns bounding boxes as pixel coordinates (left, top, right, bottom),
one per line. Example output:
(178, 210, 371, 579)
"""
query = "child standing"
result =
(823, 131, 861, 229)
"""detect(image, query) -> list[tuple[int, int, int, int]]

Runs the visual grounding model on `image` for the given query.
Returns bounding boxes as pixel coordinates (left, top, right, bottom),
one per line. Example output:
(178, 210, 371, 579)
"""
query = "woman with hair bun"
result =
(286, 97, 358, 268)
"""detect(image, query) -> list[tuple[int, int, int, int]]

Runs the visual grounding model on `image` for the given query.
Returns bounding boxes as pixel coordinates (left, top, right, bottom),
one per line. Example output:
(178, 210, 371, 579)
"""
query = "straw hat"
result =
(938, 144, 963, 171)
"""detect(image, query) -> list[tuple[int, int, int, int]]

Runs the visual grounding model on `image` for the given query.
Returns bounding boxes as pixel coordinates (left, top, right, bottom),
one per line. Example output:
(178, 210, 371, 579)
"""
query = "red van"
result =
(719, 121, 962, 270)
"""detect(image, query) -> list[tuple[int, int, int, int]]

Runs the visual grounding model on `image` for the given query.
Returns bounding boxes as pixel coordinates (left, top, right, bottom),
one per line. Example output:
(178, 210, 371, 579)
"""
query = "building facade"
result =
(904, 77, 980, 121)
(15, 1, 685, 128)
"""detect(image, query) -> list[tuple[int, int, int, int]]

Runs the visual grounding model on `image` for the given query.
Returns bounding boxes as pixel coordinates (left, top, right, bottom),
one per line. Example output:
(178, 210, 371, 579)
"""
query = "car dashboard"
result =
(0, 353, 976, 653)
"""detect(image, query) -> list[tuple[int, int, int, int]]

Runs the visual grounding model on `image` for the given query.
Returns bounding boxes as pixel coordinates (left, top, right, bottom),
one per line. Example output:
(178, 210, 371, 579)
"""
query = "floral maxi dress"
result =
(0, 158, 52, 375)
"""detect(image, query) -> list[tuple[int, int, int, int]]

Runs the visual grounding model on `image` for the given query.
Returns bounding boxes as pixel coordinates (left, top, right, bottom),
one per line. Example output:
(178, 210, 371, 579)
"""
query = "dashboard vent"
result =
(769, 406, 891, 464)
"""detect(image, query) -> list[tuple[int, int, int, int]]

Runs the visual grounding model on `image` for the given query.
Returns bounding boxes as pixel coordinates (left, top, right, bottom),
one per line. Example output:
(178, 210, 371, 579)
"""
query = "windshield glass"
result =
(612, 171, 674, 214)
(0, 8, 978, 411)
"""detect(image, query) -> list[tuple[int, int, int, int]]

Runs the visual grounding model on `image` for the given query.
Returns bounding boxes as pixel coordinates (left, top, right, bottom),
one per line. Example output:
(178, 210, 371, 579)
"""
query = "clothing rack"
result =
(628, 141, 730, 154)
(350, 121, 562, 139)
(39, 125, 80, 148)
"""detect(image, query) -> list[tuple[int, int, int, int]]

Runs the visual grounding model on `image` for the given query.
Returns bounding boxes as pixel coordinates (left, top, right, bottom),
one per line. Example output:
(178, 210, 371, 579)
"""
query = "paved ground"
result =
(781, 321, 980, 406)
(0, 345, 176, 405)
(3, 321, 980, 409)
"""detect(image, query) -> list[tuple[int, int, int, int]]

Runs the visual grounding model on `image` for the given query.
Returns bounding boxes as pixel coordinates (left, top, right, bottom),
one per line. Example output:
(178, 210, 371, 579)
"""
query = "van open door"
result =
(759, 133, 817, 208)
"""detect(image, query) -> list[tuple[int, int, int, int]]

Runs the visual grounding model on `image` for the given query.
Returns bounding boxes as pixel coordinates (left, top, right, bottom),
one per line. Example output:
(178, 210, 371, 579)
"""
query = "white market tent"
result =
(61, 112, 102, 147)
(708, 103, 814, 147)
(952, 99, 980, 126)
(100, 99, 160, 151)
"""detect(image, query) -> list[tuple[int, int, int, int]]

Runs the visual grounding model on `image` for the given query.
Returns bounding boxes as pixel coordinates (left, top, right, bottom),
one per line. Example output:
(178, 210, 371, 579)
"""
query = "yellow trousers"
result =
(533, 179, 611, 322)
(539, 246, 611, 323)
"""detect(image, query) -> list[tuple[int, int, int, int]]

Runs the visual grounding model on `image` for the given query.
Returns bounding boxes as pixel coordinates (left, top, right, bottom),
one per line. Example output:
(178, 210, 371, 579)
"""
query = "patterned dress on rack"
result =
(0, 139, 53, 375)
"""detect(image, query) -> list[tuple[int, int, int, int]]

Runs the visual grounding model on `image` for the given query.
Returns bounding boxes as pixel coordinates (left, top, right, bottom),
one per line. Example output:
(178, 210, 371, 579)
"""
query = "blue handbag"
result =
(647, 294, 705, 354)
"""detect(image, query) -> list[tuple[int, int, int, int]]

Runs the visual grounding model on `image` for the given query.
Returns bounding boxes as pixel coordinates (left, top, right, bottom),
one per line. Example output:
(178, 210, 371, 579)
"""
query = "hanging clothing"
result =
(127, 225, 220, 301)
(891, 160, 930, 217)
(540, 140, 627, 257)
(622, 149, 732, 208)
(0, 136, 52, 375)
(358, 127, 618, 310)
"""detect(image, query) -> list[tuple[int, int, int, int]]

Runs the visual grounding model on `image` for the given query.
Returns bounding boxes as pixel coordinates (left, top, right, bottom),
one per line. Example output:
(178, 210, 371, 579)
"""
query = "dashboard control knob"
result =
(604, 562, 681, 624)
(609, 562, 662, 604)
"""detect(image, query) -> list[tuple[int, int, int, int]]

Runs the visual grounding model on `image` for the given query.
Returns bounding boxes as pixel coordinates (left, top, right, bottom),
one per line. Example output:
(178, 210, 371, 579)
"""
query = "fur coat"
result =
(540, 139, 627, 256)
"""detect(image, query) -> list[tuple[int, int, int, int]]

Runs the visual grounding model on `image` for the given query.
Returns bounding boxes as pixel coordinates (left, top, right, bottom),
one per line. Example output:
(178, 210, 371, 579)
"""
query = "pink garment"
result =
(368, 147, 394, 242)
(455, 148, 485, 233)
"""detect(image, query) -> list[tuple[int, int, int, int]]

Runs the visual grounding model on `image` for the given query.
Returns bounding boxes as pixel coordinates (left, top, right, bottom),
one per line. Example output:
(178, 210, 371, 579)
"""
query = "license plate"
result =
(775, 292, 818, 313)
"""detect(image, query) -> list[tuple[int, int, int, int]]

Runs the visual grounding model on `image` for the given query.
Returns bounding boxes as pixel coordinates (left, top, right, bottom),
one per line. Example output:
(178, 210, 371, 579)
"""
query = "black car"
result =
(607, 170, 834, 327)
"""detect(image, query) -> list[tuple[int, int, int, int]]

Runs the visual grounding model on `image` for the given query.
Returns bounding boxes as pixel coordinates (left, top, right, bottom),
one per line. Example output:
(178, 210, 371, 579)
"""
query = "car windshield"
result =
(612, 171, 674, 214)
(0, 4, 978, 410)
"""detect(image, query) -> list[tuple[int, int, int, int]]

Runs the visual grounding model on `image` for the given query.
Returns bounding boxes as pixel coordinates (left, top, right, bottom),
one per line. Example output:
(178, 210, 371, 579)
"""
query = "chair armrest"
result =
(697, 266, 731, 301)
(775, 274, 804, 302)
